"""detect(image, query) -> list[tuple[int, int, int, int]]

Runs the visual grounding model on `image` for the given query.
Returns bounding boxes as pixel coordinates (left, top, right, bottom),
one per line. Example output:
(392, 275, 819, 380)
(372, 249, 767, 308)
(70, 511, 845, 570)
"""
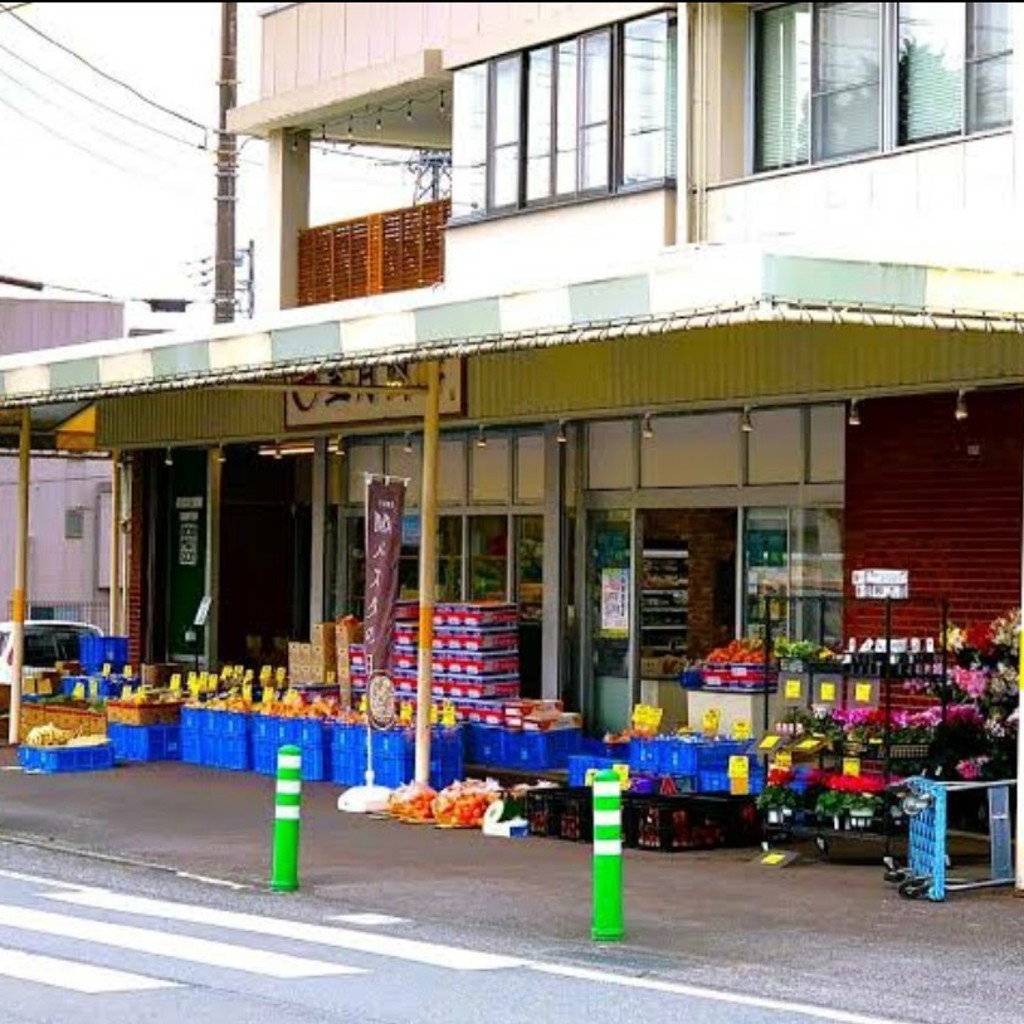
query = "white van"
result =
(0, 620, 102, 686)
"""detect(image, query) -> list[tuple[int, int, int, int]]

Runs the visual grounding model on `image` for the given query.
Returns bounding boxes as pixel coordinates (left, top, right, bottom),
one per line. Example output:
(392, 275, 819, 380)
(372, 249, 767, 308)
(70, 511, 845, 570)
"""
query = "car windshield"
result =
(0, 630, 8, 654)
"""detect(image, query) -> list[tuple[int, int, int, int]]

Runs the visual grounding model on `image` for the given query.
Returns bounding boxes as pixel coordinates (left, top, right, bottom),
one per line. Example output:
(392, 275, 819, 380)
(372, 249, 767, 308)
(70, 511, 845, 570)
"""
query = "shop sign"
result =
(600, 568, 630, 636)
(852, 569, 908, 600)
(284, 359, 464, 429)
(363, 477, 406, 675)
(368, 672, 397, 731)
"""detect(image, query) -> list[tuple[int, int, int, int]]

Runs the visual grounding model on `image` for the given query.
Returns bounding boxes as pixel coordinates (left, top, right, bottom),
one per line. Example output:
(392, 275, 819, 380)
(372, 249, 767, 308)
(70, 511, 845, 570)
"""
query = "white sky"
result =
(0, 2, 415, 330)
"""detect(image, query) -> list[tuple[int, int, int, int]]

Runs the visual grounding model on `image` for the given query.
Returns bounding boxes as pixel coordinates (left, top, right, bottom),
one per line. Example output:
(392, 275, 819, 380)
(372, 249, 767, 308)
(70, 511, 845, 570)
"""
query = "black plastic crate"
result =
(624, 794, 761, 852)
(558, 787, 594, 843)
(525, 788, 564, 838)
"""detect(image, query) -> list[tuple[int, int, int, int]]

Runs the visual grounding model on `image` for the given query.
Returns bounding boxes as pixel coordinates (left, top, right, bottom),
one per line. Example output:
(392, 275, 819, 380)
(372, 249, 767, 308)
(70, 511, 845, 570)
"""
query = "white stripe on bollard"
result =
(276, 780, 301, 795)
(274, 805, 301, 820)
(592, 782, 620, 798)
(593, 810, 621, 826)
(593, 839, 622, 857)
(278, 754, 301, 769)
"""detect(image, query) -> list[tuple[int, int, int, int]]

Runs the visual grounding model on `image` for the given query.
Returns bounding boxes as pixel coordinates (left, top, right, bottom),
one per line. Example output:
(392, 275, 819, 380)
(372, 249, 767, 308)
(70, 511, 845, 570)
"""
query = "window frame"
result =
(452, 10, 676, 225)
(750, 1, 1013, 176)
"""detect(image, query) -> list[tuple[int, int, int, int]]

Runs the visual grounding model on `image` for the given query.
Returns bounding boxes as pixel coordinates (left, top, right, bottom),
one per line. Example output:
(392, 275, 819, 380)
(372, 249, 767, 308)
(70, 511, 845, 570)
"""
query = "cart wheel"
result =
(898, 877, 930, 900)
(884, 867, 909, 885)
(815, 835, 830, 858)
(761, 841, 771, 853)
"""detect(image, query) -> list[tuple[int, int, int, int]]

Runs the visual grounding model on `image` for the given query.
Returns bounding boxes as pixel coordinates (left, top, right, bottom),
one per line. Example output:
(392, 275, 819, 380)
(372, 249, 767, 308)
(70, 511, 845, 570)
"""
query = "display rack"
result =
(640, 547, 689, 674)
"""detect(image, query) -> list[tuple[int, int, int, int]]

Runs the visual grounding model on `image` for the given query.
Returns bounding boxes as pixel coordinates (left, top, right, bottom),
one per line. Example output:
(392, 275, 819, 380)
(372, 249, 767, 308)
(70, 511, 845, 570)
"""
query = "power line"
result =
(0, 2, 212, 139)
(0, 39, 207, 151)
(0, 2, 31, 13)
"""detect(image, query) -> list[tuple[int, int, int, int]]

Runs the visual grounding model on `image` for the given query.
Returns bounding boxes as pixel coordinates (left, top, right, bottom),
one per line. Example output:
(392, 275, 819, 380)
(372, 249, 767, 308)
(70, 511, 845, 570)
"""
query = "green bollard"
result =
(591, 768, 624, 942)
(270, 744, 302, 892)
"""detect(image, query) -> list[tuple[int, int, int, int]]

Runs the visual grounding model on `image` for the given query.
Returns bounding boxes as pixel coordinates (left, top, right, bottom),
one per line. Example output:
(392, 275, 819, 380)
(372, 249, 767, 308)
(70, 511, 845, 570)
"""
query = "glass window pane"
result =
(968, 2, 1013, 132)
(556, 41, 579, 194)
(437, 515, 464, 603)
(812, 2, 881, 161)
(490, 56, 521, 208)
(469, 515, 508, 601)
(622, 13, 673, 184)
(743, 508, 790, 640)
(581, 30, 610, 190)
(527, 46, 554, 201)
(899, 2, 965, 144)
(452, 64, 488, 216)
(790, 508, 844, 648)
(755, 3, 811, 171)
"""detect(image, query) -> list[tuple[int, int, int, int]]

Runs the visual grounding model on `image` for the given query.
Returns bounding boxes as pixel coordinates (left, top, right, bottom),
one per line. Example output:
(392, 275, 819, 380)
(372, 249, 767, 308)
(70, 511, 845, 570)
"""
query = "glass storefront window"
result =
(590, 510, 632, 733)
(744, 508, 790, 639)
(469, 515, 509, 601)
(517, 515, 544, 699)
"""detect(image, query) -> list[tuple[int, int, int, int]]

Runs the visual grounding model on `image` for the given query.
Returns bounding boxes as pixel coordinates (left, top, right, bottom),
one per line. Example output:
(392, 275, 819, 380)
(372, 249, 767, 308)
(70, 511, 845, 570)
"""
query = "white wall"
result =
(0, 457, 111, 624)
(704, 126, 1018, 271)
(446, 188, 675, 296)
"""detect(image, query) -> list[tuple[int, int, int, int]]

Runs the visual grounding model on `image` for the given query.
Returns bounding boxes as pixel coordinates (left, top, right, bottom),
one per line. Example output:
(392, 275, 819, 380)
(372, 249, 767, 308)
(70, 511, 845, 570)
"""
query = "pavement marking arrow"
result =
(0, 945, 179, 994)
(0, 903, 365, 979)
(48, 887, 524, 971)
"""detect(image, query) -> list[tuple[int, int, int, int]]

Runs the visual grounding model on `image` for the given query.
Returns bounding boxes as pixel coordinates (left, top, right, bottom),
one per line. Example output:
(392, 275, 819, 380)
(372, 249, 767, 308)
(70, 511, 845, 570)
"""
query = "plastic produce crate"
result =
(182, 731, 202, 764)
(696, 739, 752, 770)
(558, 787, 594, 842)
(181, 706, 205, 736)
(624, 795, 731, 852)
(18, 742, 115, 774)
(698, 766, 765, 796)
(79, 636, 129, 674)
(210, 712, 249, 739)
(525, 788, 564, 837)
(108, 723, 181, 762)
(659, 738, 701, 776)
(466, 724, 507, 766)
(629, 737, 661, 772)
(568, 754, 621, 787)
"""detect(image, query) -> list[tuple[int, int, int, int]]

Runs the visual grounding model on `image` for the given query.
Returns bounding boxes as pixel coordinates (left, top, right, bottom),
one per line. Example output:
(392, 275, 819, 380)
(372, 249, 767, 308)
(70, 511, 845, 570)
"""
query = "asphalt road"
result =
(0, 843, 915, 1024)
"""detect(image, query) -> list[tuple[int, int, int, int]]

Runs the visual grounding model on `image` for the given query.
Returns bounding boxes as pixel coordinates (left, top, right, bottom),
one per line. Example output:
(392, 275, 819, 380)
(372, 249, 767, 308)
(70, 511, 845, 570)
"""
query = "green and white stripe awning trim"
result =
(2, 249, 1023, 409)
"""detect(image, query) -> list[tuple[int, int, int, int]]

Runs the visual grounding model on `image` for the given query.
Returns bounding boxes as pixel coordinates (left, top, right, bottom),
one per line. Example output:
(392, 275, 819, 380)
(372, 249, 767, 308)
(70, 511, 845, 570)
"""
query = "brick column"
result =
(127, 451, 146, 667)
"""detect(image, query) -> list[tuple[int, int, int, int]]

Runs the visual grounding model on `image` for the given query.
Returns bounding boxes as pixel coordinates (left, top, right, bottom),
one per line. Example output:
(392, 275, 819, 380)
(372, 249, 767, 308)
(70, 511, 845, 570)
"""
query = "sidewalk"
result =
(1, 748, 1022, 1023)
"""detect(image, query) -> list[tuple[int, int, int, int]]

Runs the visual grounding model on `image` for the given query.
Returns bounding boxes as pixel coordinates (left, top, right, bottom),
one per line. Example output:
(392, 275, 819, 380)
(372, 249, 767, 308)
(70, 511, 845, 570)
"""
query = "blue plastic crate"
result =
(18, 742, 115, 774)
(659, 738, 700, 776)
(214, 735, 251, 771)
(108, 723, 182, 762)
(199, 733, 218, 765)
(507, 730, 571, 771)
(696, 739, 751, 770)
(210, 711, 249, 739)
(252, 738, 278, 775)
(629, 737, 661, 772)
(697, 765, 764, 795)
(182, 731, 202, 764)
(251, 715, 278, 743)
(79, 635, 129, 674)
(181, 706, 204, 736)
(466, 724, 506, 766)
(568, 754, 621, 787)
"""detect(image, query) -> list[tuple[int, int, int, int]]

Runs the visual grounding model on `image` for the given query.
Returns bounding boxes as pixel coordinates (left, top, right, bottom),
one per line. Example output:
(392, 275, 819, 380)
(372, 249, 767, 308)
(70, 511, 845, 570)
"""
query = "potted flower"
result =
(814, 789, 848, 831)
(846, 792, 882, 829)
(756, 781, 798, 826)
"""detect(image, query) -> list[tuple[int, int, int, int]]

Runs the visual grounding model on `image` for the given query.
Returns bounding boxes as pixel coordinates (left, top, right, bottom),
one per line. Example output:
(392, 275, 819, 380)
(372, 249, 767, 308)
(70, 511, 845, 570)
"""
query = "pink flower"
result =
(956, 756, 990, 781)
(952, 668, 988, 699)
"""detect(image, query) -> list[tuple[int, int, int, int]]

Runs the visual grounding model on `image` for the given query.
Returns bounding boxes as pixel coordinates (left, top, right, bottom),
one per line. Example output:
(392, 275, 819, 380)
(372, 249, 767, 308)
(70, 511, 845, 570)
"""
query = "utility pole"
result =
(214, 1, 238, 324)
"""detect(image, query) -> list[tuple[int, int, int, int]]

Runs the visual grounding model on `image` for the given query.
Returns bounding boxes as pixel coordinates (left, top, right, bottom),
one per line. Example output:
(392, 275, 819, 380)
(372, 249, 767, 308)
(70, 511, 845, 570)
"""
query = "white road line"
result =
(49, 888, 523, 971)
(528, 963, 920, 1024)
(0, 868, 87, 890)
(0, 946, 179, 994)
(326, 913, 409, 927)
(175, 872, 249, 891)
(0, 904, 364, 979)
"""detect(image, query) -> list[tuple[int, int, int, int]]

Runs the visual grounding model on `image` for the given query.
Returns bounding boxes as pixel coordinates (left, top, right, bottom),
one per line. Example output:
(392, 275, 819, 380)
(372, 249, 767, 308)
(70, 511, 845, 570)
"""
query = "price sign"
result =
(242, 682, 253, 704)
(124, 666, 133, 680)
(701, 708, 721, 737)
(358, 694, 368, 715)
(326, 671, 337, 685)
(820, 681, 837, 703)
(198, 672, 208, 691)
(631, 704, 663, 733)
(728, 755, 750, 779)
(732, 720, 752, 741)
(399, 701, 414, 725)
(855, 682, 873, 704)
(262, 684, 275, 705)
(275, 667, 287, 687)
(188, 677, 201, 700)
(260, 665, 272, 683)
(442, 702, 457, 728)
(170, 674, 182, 693)
(429, 703, 439, 726)
(795, 737, 820, 752)
(612, 763, 630, 789)
(102, 663, 112, 678)
(88, 679, 99, 700)
(842, 757, 862, 778)
(758, 734, 782, 751)
(784, 678, 802, 700)
(775, 750, 793, 769)
(368, 672, 397, 730)
(120, 684, 132, 701)
(220, 666, 232, 681)
(243, 669, 254, 684)
(72, 682, 85, 700)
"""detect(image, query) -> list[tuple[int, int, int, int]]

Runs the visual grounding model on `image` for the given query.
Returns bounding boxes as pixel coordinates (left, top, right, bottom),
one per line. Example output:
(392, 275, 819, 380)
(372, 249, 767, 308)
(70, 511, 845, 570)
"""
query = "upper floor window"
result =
(453, 11, 676, 220)
(754, 2, 1013, 174)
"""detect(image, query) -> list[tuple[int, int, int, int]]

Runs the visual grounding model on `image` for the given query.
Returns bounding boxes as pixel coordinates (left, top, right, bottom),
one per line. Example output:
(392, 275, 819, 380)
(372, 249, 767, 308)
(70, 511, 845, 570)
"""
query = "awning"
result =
(2, 249, 1023, 410)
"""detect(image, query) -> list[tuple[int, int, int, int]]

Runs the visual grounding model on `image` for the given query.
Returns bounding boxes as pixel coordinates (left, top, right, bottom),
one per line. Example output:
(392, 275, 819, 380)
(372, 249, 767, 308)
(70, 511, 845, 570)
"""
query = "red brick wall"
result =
(844, 389, 1024, 642)
(128, 453, 145, 666)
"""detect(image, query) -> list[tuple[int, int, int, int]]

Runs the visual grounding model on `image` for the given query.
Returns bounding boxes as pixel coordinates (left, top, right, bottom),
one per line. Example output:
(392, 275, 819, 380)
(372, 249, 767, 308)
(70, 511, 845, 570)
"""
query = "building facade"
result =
(1, 3, 1022, 733)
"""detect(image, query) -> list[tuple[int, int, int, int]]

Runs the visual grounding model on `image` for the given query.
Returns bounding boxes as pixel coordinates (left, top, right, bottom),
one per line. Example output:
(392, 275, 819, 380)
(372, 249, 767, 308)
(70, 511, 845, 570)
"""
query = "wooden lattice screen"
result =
(297, 198, 450, 307)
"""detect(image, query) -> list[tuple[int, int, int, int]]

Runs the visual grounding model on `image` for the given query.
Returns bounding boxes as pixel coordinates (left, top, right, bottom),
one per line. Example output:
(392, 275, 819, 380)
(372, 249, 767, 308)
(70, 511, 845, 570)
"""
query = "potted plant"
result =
(846, 792, 882, 829)
(756, 783, 798, 826)
(814, 789, 848, 831)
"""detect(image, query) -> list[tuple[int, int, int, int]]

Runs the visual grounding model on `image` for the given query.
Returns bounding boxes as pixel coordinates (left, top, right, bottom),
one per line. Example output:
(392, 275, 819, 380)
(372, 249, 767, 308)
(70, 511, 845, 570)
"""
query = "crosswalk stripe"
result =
(49, 888, 524, 971)
(0, 904, 364, 979)
(0, 946, 178, 994)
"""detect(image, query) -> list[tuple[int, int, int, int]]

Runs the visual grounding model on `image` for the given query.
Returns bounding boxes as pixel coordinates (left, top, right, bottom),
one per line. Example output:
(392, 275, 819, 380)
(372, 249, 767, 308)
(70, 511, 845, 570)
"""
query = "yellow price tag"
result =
(429, 704, 439, 725)
(170, 673, 182, 693)
(102, 663, 112, 678)
(730, 776, 750, 796)
(262, 684, 275, 705)
(820, 681, 837, 702)
(124, 665, 133, 680)
(221, 666, 232, 681)
(758, 734, 782, 751)
(843, 757, 861, 777)
(260, 665, 272, 683)
(855, 682, 873, 704)
(72, 682, 85, 700)
(784, 678, 802, 700)
(399, 701, 414, 725)
(326, 671, 337, 685)
(120, 684, 132, 701)
(188, 678, 201, 699)
(775, 751, 793, 769)
(358, 694, 368, 715)
(242, 682, 253, 703)
(631, 704, 663, 732)
(243, 669, 254, 683)
(701, 708, 721, 736)
(728, 755, 750, 779)
(275, 667, 287, 687)
(732, 719, 752, 741)
(612, 763, 630, 789)
(762, 852, 786, 866)
(795, 738, 820, 752)
(442, 702, 457, 728)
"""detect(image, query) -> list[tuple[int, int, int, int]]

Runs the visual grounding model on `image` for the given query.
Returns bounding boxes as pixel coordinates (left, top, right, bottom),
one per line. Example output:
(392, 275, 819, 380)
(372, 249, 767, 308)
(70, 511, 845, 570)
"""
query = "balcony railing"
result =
(297, 198, 450, 308)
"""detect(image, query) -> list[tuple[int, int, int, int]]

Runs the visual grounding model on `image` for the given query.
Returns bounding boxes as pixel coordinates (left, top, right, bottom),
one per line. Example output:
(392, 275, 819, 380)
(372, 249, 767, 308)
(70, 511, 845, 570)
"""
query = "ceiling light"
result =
(740, 407, 753, 433)
(333, 435, 345, 458)
(641, 413, 654, 440)
(556, 421, 567, 445)
(955, 389, 968, 421)
(406, 100, 413, 122)
(217, 445, 227, 464)
(164, 447, 173, 467)
(848, 400, 861, 427)
(403, 432, 413, 455)
(439, 90, 446, 115)
(476, 425, 487, 449)
(375, 112, 382, 131)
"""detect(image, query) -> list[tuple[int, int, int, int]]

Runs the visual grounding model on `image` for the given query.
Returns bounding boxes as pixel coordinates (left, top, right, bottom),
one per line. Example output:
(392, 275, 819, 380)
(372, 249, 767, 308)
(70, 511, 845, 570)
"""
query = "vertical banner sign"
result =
(363, 477, 406, 677)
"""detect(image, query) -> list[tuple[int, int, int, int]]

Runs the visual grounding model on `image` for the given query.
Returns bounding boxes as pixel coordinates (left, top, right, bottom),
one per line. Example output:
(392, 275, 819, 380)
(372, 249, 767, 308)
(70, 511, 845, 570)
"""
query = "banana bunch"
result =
(25, 724, 73, 747)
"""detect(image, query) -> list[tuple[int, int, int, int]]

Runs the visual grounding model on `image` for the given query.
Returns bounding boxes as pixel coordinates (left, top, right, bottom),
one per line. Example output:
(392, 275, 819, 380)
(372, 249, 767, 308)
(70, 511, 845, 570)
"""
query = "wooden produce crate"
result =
(106, 700, 183, 726)
(19, 701, 107, 742)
